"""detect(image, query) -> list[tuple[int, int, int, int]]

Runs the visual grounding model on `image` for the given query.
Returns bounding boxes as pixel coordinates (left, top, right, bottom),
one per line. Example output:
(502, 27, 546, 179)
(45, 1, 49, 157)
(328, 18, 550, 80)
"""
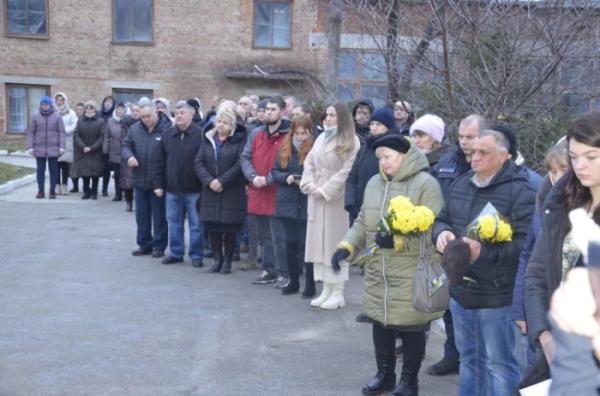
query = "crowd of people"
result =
(25, 91, 600, 395)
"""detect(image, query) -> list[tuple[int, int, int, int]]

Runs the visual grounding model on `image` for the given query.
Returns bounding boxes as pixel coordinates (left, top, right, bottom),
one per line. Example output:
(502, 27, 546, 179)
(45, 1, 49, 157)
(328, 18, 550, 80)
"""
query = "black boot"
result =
(221, 249, 233, 274)
(391, 381, 418, 396)
(282, 242, 300, 295)
(362, 354, 396, 395)
(209, 250, 224, 273)
(126, 201, 133, 212)
(392, 357, 420, 396)
(302, 262, 316, 298)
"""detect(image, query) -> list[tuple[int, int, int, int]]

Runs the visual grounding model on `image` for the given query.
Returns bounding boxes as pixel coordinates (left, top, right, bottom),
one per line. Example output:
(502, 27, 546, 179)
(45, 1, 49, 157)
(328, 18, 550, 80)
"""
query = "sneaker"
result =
(252, 271, 277, 284)
(152, 250, 165, 258)
(132, 248, 152, 256)
(425, 356, 459, 376)
(161, 256, 183, 265)
(274, 276, 290, 289)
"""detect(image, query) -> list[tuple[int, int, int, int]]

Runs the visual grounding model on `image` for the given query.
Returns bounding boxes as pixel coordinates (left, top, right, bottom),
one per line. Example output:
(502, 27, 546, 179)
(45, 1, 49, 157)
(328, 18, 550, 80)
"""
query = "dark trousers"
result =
(57, 161, 69, 185)
(123, 189, 133, 203)
(71, 177, 80, 191)
(101, 155, 110, 192)
(109, 162, 122, 198)
(134, 187, 167, 252)
(443, 309, 460, 360)
(36, 157, 58, 194)
(209, 232, 237, 261)
(82, 177, 99, 196)
(373, 323, 426, 385)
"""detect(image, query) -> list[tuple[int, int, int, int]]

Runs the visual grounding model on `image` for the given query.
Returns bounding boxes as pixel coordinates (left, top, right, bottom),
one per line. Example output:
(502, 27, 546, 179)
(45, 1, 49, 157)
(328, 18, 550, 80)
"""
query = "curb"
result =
(0, 173, 36, 195)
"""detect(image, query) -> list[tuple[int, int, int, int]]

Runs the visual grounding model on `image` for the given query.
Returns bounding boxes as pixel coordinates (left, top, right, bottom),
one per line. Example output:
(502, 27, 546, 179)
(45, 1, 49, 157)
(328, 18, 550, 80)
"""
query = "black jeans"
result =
(208, 232, 237, 261)
(101, 154, 110, 192)
(36, 157, 58, 194)
(82, 177, 99, 196)
(57, 161, 70, 185)
(372, 323, 426, 385)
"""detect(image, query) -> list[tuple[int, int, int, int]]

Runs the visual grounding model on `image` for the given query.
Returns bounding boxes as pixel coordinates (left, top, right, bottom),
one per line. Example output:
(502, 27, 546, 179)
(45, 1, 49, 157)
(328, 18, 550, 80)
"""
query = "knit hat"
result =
(372, 134, 411, 154)
(369, 107, 396, 131)
(187, 98, 200, 112)
(409, 114, 445, 143)
(395, 100, 411, 113)
(40, 96, 53, 106)
(257, 99, 268, 110)
(491, 123, 518, 158)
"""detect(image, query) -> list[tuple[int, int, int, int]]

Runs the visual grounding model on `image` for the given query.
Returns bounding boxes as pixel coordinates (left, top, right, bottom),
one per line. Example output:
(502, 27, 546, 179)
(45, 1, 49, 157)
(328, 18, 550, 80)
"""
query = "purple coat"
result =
(27, 111, 66, 158)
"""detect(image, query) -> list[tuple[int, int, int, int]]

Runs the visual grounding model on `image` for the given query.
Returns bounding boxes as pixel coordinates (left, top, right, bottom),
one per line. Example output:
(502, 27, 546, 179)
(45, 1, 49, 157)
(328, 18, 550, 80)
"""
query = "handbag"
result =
(412, 233, 450, 313)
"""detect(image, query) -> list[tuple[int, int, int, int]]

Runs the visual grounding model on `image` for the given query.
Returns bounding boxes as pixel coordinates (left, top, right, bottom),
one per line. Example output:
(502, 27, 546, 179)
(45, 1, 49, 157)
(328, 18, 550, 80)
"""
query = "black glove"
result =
(375, 232, 394, 249)
(331, 249, 351, 273)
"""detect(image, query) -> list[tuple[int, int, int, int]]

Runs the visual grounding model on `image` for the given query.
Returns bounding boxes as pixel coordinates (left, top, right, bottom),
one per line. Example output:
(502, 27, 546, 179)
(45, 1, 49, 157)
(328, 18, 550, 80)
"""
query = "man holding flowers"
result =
(432, 130, 536, 396)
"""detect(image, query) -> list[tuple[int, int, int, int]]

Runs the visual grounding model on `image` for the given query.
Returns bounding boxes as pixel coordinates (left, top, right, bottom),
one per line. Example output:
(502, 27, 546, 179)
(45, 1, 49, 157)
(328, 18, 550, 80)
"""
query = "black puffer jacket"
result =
(524, 175, 586, 346)
(272, 146, 307, 221)
(432, 161, 536, 309)
(194, 123, 247, 225)
(154, 123, 203, 194)
(431, 144, 471, 197)
(344, 134, 386, 223)
(121, 118, 169, 190)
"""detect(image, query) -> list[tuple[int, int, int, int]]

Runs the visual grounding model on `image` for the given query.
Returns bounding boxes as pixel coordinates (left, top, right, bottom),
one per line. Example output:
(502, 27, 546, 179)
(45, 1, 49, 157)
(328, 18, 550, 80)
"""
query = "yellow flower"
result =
(478, 215, 498, 242)
(413, 205, 435, 232)
(388, 196, 414, 215)
(494, 221, 513, 242)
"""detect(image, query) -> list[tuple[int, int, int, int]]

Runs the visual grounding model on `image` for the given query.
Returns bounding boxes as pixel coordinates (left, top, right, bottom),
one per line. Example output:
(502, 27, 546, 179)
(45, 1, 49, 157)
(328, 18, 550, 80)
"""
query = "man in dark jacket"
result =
(432, 130, 535, 395)
(427, 113, 487, 376)
(154, 101, 204, 268)
(352, 99, 374, 139)
(122, 98, 169, 259)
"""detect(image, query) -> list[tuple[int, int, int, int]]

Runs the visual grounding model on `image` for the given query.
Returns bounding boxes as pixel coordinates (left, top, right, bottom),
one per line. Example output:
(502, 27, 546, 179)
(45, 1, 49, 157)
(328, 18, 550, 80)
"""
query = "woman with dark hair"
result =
(301, 102, 359, 309)
(73, 101, 105, 200)
(99, 95, 116, 196)
(525, 112, 600, 389)
(272, 115, 315, 296)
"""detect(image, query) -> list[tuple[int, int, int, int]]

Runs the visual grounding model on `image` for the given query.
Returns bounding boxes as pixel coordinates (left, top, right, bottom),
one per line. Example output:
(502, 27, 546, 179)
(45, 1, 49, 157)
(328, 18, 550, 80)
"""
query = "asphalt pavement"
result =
(0, 161, 458, 396)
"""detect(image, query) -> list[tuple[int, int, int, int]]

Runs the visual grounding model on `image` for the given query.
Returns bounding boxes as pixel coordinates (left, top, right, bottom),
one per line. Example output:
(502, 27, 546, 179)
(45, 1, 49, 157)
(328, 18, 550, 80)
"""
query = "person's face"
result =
(548, 162, 568, 186)
(369, 121, 389, 137)
(413, 131, 435, 152)
(324, 106, 337, 128)
(569, 139, 600, 189)
(131, 105, 141, 119)
(139, 107, 158, 128)
(394, 104, 409, 123)
(115, 106, 125, 118)
(103, 99, 113, 111)
(291, 106, 305, 120)
(40, 103, 51, 112)
(266, 103, 282, 125)
(470, 135, 509, 179)
(458, 122, 480, 157)
(55, 96, 65, 106)
(238, 99, 251, 113)
(84, 105, 96, 118)
(376, 146, 405, 177)
(155, 102, 166, 113)
(354, 106, 370, 126)
(76, 105, 84, 117)
(294, 127, 310, 142)
(175, 107, 193, 129)
(216, 117, 234, 135)
(284, 98, 294, 115)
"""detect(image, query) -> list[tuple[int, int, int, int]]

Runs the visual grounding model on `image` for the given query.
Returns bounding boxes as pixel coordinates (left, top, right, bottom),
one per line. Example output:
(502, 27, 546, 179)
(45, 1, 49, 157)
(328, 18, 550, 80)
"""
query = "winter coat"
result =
(55, 92, 77, 163)
(27, 111, 66, 158)
(240, 119, 291, 216)
(345, 133, 387, 222)
(121, 118, 169, 190)
(432, 160, 536, 309)
(195, 124, 247, 225)
(300, 131, 360, 265)
(72, 115, 104, 177)
(524, 176, 584, 346)
(425, 144, 451, 168)
(340, 143, 444, 328)
(431, 145, 471, 197)
(119, 121, 135, 190)
(272, 146, 308, 221)
(103, 116, 125, 164)
(154, 123, 203, 194)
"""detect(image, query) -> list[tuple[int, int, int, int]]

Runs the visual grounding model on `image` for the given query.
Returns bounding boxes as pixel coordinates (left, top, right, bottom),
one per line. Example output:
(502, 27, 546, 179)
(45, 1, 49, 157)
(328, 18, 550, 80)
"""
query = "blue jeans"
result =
(134, 187, 167, 252)
(36, 157, 58, 194)
(166, 192, 203, 261)
(450, 298, 519, 396)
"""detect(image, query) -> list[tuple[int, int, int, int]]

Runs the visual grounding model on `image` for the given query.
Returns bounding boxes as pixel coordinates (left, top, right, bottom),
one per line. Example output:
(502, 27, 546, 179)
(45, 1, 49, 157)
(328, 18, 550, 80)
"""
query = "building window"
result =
(253, 0, 291, 49)
(337, 51, 389, 107)
(113, 0, 153, 44)
(4, 0, 48, 37)
(112, 89, 153, 106)
(6, 84, 50, 133)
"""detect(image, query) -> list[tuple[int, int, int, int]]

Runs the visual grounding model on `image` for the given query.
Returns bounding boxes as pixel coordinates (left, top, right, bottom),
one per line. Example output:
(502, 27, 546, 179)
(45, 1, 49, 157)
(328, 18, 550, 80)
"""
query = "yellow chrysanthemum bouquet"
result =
(467, 202, 513, 243)
(377, 196, 436, 252)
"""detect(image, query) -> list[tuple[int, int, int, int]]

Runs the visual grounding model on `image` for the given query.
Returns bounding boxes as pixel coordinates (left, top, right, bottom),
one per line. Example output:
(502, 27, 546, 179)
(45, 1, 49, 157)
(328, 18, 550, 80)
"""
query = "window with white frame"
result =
(6, 84, 50, 133)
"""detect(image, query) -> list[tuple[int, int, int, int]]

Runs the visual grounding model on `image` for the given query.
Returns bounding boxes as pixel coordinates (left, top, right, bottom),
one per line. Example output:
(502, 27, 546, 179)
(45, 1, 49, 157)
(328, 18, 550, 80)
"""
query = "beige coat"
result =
(301, 131, 359, 283)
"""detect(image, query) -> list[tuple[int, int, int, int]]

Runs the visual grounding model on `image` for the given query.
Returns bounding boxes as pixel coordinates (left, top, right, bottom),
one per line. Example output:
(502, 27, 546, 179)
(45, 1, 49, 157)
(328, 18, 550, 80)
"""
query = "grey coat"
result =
(103, 116, 125, 164)
(27, 111, 66, 158)
(73, 116, 105, 177)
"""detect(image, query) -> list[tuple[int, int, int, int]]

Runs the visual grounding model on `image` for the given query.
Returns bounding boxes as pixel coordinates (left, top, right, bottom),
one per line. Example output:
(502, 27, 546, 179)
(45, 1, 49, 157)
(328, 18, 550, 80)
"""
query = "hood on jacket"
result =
(54, 92, 71, 114)
(101, 95, 116, 116)
(381, 142, 430, 183)
(352, 99, 375, 117)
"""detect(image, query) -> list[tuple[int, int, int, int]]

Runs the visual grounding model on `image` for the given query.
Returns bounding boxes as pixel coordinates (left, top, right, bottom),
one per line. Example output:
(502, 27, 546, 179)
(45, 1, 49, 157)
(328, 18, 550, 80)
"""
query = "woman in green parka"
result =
(331, 134, 444, 396)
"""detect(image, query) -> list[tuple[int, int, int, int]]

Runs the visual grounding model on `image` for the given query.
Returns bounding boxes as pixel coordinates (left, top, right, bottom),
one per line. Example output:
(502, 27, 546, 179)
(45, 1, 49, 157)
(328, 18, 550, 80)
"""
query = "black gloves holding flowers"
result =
(375, 232, 394, 249)
(331, 249, 350, 272)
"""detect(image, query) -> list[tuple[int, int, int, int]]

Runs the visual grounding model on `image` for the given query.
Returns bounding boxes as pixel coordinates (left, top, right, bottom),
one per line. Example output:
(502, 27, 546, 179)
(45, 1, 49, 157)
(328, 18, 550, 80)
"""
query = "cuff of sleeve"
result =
(319, 187, 331, 201)
(336, 241, 355, 260)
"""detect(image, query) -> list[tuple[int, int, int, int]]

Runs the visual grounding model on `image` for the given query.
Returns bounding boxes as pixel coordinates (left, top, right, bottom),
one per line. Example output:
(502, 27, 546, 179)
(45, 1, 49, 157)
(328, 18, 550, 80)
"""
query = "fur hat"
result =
(372, 133, 411, 154)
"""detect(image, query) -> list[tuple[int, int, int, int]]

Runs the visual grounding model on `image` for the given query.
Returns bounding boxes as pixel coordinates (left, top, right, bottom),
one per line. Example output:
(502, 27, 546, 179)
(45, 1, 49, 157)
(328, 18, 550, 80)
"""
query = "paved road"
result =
(0, 175, 458, 396)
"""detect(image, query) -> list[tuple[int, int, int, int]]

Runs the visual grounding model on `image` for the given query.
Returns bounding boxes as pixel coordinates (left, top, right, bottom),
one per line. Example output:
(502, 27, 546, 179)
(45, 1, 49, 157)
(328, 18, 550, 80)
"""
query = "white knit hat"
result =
(409, 114, 445, 143)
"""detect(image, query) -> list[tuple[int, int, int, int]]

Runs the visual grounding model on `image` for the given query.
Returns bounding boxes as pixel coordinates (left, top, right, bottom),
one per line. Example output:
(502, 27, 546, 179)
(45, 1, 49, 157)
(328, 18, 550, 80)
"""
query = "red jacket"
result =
(246, 121, 289, 215)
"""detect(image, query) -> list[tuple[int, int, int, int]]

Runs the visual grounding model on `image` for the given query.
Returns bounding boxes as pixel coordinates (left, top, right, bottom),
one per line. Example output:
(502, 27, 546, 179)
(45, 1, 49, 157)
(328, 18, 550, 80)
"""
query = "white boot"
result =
(310, 282, 333, 307)
(320, 282, 345, 310)
(62, 184, 69, 195)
